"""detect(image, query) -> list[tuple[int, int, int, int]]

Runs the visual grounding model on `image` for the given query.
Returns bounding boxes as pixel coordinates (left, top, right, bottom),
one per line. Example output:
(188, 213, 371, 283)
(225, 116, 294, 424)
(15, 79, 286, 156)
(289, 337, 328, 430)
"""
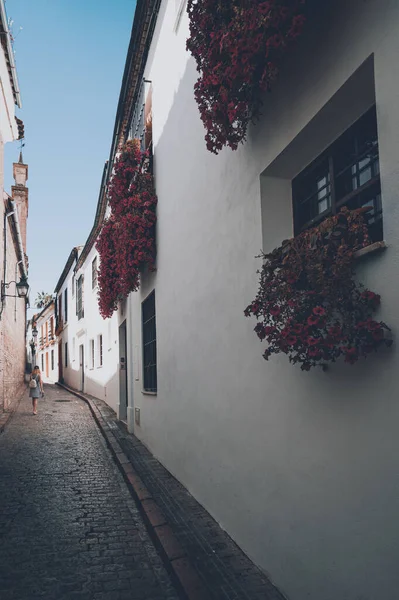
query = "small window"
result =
(64, 288, 68, 323)
(51, 349, 54, 370)
(92, 257, 98, 289)
(58, 295, 62, 324)
(293, 107, 382, 242)
(76, 275, 84, 320)
(41, 354, 44, 371)
(142, 291, 157, 393)
(65, 342, 68, 367)
(98, 335, 103, 367)
(90, 339, 95, 369)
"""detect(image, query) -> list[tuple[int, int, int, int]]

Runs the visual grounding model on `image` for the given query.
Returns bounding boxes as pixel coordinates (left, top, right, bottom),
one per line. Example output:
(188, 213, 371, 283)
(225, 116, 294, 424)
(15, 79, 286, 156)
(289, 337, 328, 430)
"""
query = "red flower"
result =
(292, 324, 303, 334)
(328, 326, 342, 338)
(269, 306, 281, 317)
(366, 319, 381, 331)
(313, 306, 326, 316)
(344, 347, 358, 364)
(264, 326, 276, 335)
(307, 315, 319, 326)
(285, 335, 297, 346)
(308, 347, 321, 358)
(307, 337, 319, 346)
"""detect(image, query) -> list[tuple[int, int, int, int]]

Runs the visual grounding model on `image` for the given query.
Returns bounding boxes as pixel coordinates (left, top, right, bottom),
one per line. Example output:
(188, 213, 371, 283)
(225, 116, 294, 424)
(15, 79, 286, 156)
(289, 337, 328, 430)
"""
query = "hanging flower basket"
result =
(245, 208, 392, 370)
(186, 0, 306, 153)
(96, 140, 157, 319)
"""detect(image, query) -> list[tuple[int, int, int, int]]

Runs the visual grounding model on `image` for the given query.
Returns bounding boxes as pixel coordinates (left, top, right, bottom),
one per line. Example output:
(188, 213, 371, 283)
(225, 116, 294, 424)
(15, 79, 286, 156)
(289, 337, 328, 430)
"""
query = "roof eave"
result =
(0, 0, 22, 108)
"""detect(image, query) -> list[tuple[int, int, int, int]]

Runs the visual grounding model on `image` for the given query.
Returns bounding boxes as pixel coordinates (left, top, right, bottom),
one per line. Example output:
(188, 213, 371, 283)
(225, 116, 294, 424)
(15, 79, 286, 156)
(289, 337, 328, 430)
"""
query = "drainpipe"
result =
(14, 259, 22, 321)
(0, 205, 15, 320)
(9, 200, 27, 278)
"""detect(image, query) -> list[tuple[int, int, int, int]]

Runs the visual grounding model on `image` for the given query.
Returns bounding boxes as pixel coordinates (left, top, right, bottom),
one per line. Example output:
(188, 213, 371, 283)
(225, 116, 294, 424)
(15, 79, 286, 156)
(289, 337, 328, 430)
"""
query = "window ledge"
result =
(355, 241, 386, 259)
(142, 390, 157, 396)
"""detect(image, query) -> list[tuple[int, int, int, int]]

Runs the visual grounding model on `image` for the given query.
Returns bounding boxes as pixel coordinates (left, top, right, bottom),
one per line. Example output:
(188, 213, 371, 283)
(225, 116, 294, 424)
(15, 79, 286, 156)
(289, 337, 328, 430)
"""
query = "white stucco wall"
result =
(66, 245, 120, 413)
(127, 1, 399, 599)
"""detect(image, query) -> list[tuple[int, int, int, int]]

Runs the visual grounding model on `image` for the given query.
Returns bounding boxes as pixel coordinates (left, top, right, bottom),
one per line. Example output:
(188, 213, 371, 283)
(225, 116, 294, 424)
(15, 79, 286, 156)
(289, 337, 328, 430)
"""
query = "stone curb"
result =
(0, 385, 27, 434)
(57, 382, 211, 600)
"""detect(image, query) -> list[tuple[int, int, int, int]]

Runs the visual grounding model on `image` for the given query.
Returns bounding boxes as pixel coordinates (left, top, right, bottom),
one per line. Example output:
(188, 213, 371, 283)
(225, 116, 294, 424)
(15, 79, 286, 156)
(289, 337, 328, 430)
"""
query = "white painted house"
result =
(35, 300, 58, 384)
(95, 1, 399, 599)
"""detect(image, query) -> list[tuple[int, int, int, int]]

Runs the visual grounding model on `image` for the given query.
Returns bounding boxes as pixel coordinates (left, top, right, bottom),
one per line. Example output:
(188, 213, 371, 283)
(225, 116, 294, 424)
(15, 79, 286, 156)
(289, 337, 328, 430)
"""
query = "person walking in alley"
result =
(29, 366, 44, 415)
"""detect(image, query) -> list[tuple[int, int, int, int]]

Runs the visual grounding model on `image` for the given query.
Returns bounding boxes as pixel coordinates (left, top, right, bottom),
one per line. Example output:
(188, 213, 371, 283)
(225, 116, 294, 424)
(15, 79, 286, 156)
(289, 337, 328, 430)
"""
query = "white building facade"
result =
(54, 172, 124, 416)
(36, 301, 58, 384)
(107, 1, 399, 600)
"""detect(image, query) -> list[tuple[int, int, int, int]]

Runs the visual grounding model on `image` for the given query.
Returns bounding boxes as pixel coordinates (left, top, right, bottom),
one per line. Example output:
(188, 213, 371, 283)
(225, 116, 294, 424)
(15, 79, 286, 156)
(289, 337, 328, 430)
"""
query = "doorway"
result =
(79, 344, 84, 392)
(119, 321, 128, 422)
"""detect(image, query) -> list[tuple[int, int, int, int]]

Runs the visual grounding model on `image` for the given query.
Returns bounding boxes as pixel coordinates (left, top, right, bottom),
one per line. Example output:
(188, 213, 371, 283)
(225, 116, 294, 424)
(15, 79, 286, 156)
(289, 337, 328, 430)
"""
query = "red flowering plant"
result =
(245, 208, 391, 370)
(96, 140, 157, 319)
(186, 0, 306, 153)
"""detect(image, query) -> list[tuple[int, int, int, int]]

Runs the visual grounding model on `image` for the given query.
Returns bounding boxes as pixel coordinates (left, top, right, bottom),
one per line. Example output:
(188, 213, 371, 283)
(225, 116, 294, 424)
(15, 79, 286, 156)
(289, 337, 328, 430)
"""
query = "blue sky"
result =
(4, 0, 136, 309)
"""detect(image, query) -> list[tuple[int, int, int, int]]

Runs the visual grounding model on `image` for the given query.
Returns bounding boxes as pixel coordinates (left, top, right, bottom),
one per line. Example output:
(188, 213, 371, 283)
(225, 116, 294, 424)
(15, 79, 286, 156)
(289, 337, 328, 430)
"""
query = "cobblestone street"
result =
(0, 385, 179, 600)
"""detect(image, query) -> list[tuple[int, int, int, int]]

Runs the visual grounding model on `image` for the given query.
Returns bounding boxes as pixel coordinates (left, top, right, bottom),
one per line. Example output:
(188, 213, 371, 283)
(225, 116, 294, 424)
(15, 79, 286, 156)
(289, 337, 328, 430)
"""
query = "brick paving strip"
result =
(59, 383, 287, 600)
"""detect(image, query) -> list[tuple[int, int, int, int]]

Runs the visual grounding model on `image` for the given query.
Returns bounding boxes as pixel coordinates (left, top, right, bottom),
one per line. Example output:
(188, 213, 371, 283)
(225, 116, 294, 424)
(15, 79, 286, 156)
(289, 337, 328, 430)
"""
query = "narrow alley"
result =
(0, 385, 178, 600)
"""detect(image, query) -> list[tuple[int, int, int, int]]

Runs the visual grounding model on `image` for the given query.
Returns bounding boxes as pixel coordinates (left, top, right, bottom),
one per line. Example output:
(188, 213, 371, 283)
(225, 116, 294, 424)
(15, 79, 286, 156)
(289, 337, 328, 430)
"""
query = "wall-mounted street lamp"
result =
(1, 275, 30, 300)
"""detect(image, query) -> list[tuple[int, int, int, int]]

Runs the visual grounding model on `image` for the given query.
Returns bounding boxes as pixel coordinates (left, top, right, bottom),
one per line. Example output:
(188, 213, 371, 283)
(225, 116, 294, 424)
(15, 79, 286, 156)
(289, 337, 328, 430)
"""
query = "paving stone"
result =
(0, 387, 179, 600)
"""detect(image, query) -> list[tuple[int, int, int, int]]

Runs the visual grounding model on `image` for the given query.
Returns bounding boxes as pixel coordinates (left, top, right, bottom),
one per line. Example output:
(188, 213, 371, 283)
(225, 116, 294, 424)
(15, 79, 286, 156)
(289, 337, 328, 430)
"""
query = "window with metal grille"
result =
(65, 343, 68, 367)
(64, 288, 68, 323)
(51, 350, 54, 371)
(41, 354, 44, 371)
(76, 275, 84, 320)
(129, 78, 152, 154)
(292, 107, 382, 242)
(92, 257, 98, 289)
(142, 291, 157, 393)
